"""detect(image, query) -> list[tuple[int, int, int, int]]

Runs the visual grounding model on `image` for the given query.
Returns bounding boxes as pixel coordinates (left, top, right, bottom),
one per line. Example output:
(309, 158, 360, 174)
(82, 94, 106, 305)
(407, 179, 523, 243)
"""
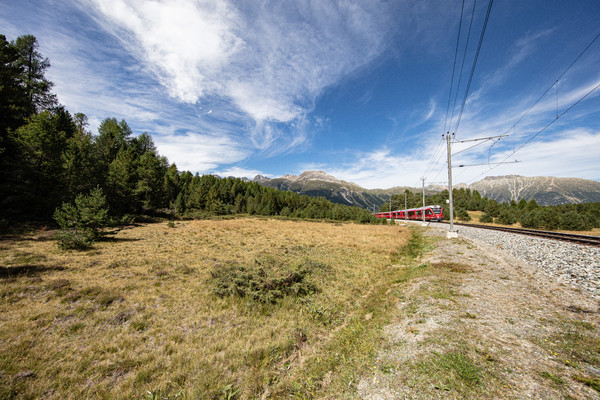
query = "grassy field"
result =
(0, 217, 413, 399)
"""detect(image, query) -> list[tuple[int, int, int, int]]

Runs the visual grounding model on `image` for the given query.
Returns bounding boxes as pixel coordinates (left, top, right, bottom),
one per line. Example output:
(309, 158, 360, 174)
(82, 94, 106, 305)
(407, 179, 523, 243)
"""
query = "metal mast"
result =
(446, 132, 455, 232)
(421, 177, 426, 224)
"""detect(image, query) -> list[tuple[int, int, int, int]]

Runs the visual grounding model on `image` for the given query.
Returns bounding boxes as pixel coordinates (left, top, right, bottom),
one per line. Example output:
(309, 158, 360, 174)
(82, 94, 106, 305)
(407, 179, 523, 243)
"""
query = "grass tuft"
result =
(210, 255, 321, 304)
(574, 375, 600, 392)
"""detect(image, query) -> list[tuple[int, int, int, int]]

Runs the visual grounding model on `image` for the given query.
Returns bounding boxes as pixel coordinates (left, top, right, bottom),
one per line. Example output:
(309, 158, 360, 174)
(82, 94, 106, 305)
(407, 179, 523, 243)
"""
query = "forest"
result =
(0, 34, 380, 239)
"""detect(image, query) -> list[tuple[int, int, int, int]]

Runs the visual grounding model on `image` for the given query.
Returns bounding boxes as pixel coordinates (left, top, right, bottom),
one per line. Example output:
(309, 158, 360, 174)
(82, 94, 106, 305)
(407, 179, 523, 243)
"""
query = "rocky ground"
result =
(357, 225, 600, 399)
(432, 222, 600, 299)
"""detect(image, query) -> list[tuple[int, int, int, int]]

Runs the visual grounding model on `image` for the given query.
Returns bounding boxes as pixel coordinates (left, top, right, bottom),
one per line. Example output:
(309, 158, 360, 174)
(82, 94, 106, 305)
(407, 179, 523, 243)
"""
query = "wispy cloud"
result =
(83, 0, 395, 152)
(153, 132, 249, 173)
(326, 147, 433, 189)
(214, 166, 267, 180)
(458, 129, 600, 182)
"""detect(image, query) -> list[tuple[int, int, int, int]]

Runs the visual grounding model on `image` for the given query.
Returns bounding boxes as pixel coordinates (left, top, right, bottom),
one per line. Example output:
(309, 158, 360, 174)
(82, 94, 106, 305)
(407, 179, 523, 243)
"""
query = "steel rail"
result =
(437, 221, 600, 247)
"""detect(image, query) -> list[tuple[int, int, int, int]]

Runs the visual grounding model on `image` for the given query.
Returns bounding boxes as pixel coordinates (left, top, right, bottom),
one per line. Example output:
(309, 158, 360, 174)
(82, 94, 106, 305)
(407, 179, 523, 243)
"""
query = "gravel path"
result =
(429, 222, 600, 299)
(359, 225, 600, 400)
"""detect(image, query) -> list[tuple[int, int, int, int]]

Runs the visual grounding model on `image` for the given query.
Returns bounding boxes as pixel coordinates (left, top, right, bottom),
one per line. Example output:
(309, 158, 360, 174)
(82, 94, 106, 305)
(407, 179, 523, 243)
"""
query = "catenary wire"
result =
(498, 30, 600, 138)
(449, 0, 478, 132)
(460, 29, 600, 183)
(443, 0, 466, 135)
(465, 80, 600, 184)
(453, 0, 494, 134)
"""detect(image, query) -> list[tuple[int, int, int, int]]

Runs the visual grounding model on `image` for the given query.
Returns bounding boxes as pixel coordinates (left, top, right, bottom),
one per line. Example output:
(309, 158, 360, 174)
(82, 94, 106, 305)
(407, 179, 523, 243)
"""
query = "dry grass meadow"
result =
(3, 217, 599, 399)
(0, 218, 411, 399)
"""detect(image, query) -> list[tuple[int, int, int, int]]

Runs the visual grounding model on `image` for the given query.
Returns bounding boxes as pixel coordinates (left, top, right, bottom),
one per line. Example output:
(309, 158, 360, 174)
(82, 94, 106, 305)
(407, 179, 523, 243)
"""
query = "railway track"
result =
(437, 221, 600, 247)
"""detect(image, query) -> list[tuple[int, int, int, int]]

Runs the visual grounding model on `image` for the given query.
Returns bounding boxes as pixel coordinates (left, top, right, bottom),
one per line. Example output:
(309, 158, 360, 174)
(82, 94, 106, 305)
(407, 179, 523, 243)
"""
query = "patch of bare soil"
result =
(357, 227, 600, 399)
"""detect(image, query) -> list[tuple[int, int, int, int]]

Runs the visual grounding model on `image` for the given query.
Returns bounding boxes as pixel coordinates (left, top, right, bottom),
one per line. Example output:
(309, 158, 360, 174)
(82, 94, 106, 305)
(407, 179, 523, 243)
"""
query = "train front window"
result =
(431, 207, 442, 214)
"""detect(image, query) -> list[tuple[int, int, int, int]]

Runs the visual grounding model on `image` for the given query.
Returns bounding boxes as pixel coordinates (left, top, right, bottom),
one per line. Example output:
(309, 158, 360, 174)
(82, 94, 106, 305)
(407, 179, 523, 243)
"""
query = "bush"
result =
(54, 230, 93, 250)
(479, 212, 494, 223)
(496, 208, 517, 225)
(559, 210, 589, 231)
(210, 255, 323, 304)
(443, 207, 456, 221)
(519, 210, 540, 229)
(456, 208, 471, 221)
(583, 212, 599, 229)
(54, 186, 109, 249)
(538, 208, 560, 230)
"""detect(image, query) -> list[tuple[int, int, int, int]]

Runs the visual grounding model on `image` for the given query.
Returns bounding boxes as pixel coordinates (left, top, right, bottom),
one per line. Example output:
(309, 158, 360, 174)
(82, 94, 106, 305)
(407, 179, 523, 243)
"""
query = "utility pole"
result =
(404, 191, 407, 221)
(445, 132, 512, 238)
(446, 132, 457, 237)
(421, 177, 426, 224)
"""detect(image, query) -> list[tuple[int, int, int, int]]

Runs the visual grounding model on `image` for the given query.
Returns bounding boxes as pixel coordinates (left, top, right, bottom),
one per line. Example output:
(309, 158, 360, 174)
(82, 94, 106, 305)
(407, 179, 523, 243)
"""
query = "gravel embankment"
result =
(428, 222, 600, 299)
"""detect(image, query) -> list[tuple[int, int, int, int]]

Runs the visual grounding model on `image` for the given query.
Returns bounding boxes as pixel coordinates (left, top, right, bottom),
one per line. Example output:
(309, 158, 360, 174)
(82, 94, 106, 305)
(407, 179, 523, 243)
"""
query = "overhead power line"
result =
(499, 30, 600, 139)
(466, 80, 600, 184)
(449, 0, 478, 132)
(464, 29, 600, 184)
(453, 0, 494, 134)
(443, 0, 466, 135)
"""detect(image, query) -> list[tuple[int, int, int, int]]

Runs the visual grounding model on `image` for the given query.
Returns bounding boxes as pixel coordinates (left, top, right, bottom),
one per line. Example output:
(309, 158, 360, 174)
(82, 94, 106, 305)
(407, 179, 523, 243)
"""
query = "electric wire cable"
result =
(498, 30, 600, 138)
(449, 0, 478, 132)
(462, 30, 600, 184)
(423, 137, 446, 178)
(453, 0, 494, 134)
(443, 0, 466, 135)
(465, 79, 600, 184)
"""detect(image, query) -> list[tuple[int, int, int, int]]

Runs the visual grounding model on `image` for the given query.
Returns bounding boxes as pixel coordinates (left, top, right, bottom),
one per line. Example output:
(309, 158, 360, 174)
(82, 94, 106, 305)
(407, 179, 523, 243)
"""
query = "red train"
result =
(374, 205, 444, 222)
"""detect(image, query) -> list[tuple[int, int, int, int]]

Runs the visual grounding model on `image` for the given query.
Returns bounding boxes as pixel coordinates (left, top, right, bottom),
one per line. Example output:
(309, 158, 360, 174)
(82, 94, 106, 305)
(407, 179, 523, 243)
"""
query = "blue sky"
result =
(2, 0, 600, 188)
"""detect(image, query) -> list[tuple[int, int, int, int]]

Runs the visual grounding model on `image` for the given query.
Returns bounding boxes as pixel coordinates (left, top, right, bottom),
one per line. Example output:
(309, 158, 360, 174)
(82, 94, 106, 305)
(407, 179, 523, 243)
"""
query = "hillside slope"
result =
(253, 171, 600, 208)
(255, 171, 395, 210)
(470, 175, 600, 205)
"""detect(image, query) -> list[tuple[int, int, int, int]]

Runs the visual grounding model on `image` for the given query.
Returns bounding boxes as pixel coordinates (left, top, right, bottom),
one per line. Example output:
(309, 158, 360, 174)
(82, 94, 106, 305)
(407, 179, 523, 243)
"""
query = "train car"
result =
(374, 205, 444, 222)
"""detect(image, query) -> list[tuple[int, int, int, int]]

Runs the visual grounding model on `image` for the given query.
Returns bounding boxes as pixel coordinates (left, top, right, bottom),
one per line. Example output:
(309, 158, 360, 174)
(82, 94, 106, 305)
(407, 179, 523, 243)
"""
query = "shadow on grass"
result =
(97, 236, 141, 243)
(0, 264, 65, 279)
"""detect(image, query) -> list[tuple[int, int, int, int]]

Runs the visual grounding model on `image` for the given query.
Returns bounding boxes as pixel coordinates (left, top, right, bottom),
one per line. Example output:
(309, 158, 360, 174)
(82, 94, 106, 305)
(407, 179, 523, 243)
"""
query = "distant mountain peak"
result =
(281, 170, 346, 184)
(252, 175, 271, 183)
(480, 175, 523, 181)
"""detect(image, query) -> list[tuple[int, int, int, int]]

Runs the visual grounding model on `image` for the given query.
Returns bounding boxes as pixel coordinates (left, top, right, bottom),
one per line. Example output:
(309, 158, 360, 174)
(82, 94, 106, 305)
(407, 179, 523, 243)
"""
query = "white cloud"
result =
(88, 0, 241, 103)
(85, 0, 394, 150)
(326, 148, 432, 189)
(215, 166, 267, 180)
(154, 132, 250, 173)
(486, 129, 600, 180)
(315, 127, 600, 190)
(424, 98, 436, 122)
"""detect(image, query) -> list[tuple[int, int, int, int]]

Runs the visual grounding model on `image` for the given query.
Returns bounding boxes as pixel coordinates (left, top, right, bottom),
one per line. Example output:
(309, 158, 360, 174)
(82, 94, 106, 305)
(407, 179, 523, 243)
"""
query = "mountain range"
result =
(252, 171, 600, 209)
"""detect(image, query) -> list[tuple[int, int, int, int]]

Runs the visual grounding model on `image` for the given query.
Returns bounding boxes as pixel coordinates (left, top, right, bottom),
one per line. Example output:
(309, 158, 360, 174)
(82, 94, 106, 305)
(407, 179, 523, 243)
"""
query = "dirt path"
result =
(357, 227, 600, 399)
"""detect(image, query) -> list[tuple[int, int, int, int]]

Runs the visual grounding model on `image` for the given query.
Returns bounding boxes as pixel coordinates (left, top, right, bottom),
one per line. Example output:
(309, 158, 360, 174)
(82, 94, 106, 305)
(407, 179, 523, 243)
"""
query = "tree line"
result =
(0, 34, 380, 233)
(383, 187, 600, 231)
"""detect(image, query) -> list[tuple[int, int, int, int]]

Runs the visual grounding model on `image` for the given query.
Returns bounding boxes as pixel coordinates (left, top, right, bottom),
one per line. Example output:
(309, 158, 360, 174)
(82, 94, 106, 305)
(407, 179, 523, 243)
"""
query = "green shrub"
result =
(538, 208, 560, 230)
(583, 212, 599, 229)
(496, 208, 517, 225)
(479, 212, 494, 223)
(519, 210, 541, 229)
(443, 207, 456, 221)
(456, 208, 471, 221)
(54, 186, 109, 249)
(54, 230, 93, 250)
(559, 210, 589, 231)
(210, 256, 322, 303)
